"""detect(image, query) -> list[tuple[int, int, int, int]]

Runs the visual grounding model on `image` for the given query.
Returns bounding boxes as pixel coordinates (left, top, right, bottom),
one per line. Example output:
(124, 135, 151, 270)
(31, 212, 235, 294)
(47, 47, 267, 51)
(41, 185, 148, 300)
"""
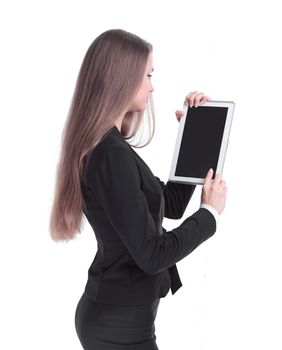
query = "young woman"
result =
(49, 29, 227, 350)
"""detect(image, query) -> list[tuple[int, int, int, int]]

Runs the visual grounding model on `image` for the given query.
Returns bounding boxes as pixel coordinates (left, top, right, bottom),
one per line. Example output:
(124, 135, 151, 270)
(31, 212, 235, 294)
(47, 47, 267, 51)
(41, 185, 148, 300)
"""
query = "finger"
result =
(175, 110, 184, 121)
(175, 110, 184, 116)
(221, 180, 228, 192)
(204, 168, 213, 186)
(188, 91, 199, 107)
(194, 92, 205, 107)
(185, 91, 198, 107)
(213, 173, 222, 186)
(199, 95, 210, 105)
(185, 91, 197, 101)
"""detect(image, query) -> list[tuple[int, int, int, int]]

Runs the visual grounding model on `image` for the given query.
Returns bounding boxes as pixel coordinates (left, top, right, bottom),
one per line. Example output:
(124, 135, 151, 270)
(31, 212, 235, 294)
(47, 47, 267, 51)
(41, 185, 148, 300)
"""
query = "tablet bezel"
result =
(168, 100, 235, 185)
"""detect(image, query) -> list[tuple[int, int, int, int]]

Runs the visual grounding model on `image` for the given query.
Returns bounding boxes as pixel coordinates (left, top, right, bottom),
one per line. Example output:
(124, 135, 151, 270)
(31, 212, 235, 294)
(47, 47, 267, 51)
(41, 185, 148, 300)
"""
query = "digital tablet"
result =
(168, 100, 235, 185)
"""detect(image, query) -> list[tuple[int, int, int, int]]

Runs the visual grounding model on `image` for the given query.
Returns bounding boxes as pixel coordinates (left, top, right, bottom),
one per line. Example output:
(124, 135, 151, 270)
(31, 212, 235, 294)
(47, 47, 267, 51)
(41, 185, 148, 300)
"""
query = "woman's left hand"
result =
(175, 91, 211, 122)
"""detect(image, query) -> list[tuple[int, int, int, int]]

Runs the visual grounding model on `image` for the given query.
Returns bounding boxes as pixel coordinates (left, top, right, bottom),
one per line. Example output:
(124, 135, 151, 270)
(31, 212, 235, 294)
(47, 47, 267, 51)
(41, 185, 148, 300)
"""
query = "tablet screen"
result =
(175, 106, 228, 179)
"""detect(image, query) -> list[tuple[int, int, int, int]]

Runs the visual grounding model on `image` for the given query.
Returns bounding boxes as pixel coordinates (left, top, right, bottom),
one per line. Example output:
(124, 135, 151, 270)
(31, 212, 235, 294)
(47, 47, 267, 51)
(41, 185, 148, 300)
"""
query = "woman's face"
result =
(127, 53, 154, 112)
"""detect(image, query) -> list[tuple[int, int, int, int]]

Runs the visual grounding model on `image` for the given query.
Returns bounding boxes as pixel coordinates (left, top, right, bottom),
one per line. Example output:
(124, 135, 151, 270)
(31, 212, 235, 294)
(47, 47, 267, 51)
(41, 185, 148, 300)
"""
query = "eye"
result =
(147, 74, 152, 79)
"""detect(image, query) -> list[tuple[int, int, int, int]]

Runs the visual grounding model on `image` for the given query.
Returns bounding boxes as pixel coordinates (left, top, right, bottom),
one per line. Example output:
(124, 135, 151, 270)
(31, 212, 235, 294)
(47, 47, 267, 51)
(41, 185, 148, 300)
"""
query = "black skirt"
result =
(75, 292, 160, 350)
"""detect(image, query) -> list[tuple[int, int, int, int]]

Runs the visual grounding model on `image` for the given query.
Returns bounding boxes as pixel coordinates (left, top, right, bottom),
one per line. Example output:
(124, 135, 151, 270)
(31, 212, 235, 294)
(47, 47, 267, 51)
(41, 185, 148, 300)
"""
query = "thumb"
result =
(204, 168, 213, 185)
(175, 110, 184, 116)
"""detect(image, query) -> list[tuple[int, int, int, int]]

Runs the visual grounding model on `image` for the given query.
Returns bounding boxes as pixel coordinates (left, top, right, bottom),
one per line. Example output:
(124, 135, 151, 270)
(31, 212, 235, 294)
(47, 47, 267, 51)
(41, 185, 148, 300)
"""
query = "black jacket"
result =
(81, 125, 216, 305)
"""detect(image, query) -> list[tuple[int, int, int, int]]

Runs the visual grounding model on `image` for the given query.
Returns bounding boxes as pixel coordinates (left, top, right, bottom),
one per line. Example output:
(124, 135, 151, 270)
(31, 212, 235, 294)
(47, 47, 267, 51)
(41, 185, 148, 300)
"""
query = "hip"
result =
(74, 292, 160, 350)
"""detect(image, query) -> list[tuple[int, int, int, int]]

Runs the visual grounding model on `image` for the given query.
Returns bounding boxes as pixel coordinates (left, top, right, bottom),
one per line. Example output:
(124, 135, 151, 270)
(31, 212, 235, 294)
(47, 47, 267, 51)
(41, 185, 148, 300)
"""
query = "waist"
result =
(84, 269, 171, 306)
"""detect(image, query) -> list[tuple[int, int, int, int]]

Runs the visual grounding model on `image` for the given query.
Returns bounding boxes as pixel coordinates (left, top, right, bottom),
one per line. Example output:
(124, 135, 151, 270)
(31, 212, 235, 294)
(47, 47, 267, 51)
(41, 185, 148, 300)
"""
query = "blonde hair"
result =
(49, 29, 155, 242)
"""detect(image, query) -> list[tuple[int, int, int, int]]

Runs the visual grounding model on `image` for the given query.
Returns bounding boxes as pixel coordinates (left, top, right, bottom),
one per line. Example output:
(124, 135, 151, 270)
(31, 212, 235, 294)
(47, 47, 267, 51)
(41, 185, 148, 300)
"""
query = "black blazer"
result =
(81, 125, 216, 305)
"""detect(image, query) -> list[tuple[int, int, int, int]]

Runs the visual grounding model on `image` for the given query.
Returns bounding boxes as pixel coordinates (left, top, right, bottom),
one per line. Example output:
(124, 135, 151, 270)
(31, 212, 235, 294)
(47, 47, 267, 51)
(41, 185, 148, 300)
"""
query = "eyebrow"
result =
(151, 67, 154, 72)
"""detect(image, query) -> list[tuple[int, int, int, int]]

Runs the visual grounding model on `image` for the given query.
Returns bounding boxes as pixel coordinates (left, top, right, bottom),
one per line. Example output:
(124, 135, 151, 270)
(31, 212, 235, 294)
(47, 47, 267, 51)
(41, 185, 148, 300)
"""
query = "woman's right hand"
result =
(201, 169, 227, 215)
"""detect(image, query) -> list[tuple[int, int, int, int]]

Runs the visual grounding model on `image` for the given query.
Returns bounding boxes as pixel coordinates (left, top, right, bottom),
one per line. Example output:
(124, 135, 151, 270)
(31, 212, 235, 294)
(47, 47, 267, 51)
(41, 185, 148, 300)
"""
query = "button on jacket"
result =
(81, 125, 216, 306)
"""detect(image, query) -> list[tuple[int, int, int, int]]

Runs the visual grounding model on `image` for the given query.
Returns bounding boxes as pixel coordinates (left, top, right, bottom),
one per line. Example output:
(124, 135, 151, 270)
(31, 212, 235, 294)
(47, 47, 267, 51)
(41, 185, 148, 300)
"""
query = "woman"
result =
(49, 29, 227, 350)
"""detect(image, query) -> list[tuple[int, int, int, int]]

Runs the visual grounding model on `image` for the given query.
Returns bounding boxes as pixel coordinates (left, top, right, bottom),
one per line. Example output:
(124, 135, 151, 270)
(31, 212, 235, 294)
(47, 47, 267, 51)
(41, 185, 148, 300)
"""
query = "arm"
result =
(200, 203, 220, 224)
(155, 177, 220, 224)
(85, 146, 216, 275)
(154, 176, 196, 220)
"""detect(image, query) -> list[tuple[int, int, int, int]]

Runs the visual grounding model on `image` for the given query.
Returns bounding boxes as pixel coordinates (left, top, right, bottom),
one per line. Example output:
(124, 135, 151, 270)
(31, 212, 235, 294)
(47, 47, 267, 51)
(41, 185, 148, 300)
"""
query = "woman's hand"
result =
(175, 91, 211, 122)
(201, 168, 227, 215)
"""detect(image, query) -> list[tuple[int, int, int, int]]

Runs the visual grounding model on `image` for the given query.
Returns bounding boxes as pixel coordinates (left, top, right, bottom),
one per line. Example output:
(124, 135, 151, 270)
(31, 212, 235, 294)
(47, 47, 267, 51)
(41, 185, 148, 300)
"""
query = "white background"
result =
(1, 0, 282, 349)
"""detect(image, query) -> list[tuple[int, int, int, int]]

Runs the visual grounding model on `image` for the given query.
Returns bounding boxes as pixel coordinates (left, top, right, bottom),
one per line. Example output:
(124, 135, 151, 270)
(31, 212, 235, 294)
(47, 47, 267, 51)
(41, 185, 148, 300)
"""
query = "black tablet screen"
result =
(175, 106, 228, 179)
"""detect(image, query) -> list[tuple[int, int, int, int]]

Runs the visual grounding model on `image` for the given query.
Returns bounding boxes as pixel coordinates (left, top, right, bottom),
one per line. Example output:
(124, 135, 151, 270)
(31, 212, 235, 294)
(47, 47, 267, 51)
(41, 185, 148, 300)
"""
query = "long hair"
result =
(49, 29, 155, 242)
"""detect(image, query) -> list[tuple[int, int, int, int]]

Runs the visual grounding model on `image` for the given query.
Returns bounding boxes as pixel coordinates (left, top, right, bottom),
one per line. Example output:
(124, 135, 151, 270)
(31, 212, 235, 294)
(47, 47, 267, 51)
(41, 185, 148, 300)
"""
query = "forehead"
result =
(146, 52, 154, 69)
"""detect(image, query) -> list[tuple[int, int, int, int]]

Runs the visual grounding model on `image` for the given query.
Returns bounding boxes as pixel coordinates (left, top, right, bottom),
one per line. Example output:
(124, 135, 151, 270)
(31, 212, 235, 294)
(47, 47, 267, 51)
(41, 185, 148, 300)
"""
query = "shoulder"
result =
(89, 144, 133, 168)
(82, 126, 139, 188)
(84, 144, 137, 183)
(83, 145, 140, 197)
(86, 126, 132, 167)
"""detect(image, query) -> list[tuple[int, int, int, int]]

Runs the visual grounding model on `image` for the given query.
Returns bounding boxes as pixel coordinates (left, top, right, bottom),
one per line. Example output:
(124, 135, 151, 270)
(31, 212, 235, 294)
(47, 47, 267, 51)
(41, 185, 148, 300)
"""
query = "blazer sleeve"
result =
(154, 176, 196, 220)
(86, 146, 216, 275)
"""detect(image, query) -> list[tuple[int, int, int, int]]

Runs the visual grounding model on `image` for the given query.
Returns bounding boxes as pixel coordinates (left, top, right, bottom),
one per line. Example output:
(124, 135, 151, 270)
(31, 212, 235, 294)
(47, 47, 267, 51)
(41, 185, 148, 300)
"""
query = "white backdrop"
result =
(1, 0, 282, 349)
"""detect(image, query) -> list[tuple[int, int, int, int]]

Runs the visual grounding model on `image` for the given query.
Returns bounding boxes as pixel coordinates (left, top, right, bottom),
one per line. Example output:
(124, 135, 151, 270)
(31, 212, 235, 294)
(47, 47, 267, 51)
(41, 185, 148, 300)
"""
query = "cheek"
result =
(129, 92, 147, 111)
(134, 94, 146, 108)
(135, 86, 147, 102)
(127, 79, 150, 111)
(139, 79, 149, 94)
